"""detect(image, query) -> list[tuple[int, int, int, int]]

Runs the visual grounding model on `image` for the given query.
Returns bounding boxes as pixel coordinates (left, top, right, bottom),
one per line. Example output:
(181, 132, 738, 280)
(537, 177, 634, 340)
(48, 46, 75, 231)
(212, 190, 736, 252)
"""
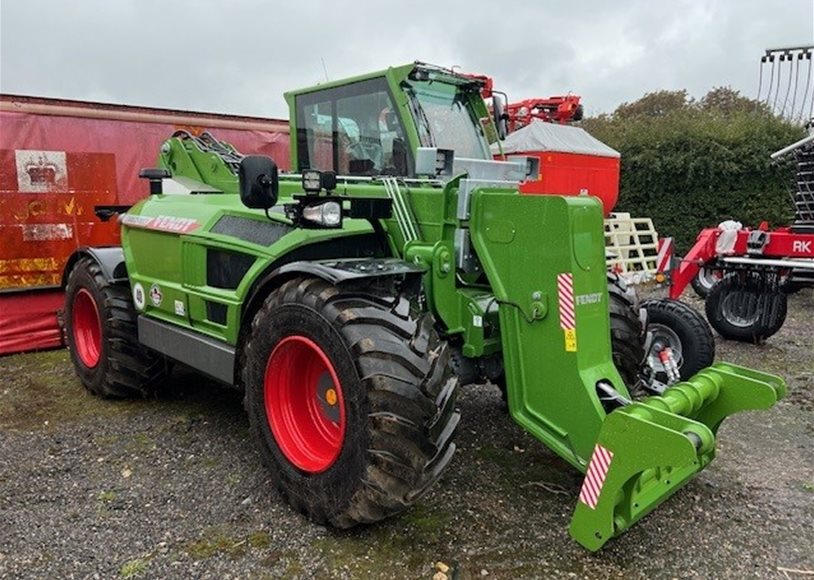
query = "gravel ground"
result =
(1, 291, 812, 579)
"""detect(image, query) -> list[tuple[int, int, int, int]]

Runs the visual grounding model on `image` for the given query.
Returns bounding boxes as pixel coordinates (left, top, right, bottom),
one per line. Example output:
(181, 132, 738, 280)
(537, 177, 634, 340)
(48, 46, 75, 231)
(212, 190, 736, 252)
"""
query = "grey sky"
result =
(1, 0, 812, 120)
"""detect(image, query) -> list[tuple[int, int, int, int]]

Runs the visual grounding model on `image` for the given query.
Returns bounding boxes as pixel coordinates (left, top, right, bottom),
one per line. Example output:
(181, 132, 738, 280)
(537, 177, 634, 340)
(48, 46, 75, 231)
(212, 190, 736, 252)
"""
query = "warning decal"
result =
(656, 237, 673, 273)
(579, 444, 614, 509)
(557, 272, 577, 352)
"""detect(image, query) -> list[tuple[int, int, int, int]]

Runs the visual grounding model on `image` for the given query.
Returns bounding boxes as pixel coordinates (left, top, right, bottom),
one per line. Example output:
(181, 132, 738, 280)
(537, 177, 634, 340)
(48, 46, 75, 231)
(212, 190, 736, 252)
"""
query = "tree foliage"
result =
(582, 87, 804, 251)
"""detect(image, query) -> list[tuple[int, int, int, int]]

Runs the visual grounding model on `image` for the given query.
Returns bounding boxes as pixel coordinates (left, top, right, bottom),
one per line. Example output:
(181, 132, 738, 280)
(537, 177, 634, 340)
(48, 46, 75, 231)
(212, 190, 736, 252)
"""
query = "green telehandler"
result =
(62, 62, 785, 550)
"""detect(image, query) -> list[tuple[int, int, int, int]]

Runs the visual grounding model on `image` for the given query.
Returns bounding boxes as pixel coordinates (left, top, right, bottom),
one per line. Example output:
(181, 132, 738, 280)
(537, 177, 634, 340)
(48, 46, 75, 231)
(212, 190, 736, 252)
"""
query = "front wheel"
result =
(642, 298, 715, 381)
(243, 277, 459, 528)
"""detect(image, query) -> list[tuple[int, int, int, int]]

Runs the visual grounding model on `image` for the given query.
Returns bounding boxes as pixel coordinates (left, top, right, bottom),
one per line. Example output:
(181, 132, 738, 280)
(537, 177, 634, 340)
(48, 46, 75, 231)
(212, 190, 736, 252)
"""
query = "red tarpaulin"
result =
(0, 289, 65, 353)
(0, 94, 289, 355)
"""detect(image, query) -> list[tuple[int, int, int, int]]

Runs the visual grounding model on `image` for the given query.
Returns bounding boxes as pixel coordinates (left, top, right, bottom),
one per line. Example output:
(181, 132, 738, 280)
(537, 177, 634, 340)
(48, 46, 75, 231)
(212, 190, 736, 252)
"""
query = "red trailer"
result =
(0, 95, 289, 354)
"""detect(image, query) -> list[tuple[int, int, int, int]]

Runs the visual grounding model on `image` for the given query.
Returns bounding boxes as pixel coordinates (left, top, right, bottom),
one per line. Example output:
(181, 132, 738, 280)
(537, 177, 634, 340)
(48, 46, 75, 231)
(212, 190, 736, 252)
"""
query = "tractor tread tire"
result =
(65, 257, 166, 398)
(642, 298, 715, 380)
(243, 276, 459, 529)
(607, 274, 645, 388)
(705, 273, 788, 343)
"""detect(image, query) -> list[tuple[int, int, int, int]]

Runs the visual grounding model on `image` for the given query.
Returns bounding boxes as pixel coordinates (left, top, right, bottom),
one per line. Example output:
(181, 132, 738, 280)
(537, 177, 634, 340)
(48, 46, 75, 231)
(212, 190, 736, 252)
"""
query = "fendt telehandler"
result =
(63, 63, 785, 550)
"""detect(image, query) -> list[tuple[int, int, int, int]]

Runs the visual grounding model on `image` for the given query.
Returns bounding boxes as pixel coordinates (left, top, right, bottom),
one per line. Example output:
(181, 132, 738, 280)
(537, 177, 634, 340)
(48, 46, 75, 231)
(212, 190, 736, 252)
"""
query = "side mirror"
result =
(139, 167, 171, 195)
(492, 93, 508, 140)
(239, 156, 279, 209)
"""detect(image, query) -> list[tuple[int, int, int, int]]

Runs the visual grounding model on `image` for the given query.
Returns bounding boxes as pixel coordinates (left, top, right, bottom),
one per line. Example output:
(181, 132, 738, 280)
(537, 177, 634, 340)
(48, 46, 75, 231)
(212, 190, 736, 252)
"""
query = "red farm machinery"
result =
(667, 45, 814, 342)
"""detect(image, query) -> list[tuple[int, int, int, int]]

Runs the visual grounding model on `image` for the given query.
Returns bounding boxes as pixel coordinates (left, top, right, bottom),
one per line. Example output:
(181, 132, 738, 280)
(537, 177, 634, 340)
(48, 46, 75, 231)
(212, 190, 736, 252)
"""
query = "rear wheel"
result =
(705, 273, 787, 342)
(642, 299, 715, 381)
(243, 277, 459, 528)
(691, 266, 721, 298)
(65, 257, 167, 397)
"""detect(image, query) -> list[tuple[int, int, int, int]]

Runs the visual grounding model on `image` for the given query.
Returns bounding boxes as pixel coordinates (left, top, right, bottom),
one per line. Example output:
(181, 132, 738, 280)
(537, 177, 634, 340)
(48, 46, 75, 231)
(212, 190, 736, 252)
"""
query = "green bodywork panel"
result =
(569, 363, 785, 550)
(116, 61, 786, 551)
(470, 193, 622, 465)
(121, 186, 377, 345)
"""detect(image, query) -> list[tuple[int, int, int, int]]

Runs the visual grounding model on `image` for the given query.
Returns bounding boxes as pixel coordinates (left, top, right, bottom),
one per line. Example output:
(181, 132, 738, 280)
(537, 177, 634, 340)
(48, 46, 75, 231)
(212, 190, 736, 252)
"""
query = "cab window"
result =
(296, 77, 411, 176)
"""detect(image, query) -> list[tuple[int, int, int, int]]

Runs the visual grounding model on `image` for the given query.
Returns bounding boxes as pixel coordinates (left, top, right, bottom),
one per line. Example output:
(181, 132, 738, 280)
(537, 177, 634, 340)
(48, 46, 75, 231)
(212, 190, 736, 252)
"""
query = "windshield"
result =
(405, 81, 492, 160)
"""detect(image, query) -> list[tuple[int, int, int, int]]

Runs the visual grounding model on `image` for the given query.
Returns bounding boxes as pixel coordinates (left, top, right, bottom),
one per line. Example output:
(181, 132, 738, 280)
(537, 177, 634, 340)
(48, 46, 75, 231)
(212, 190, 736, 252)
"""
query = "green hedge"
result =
(581, 88, 805, 252)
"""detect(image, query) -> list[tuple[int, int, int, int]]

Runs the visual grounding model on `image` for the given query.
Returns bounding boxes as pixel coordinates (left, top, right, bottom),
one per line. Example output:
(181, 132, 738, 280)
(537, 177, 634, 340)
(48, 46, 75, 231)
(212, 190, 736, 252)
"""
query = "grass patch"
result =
(119, 558, 148, 578)
(185, 528, 273, 560)
(248, 530, 271, 548)
(0, 350, 147, 431)
(313, 505, 453, 575)
(402, 504, 451, 541)
(187, 534, 245, 560)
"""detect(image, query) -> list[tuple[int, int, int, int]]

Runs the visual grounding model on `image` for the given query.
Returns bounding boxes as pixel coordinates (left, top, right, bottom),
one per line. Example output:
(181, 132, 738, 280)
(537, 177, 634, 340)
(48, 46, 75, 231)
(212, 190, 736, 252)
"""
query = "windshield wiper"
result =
(403, 85, 435, 147)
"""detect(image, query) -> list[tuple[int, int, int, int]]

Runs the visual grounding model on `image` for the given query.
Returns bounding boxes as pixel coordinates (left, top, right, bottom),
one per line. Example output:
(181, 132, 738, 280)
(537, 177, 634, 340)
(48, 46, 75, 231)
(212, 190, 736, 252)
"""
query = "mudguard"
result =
(61, 247, 128, 286)
(273, 257, 426, 285)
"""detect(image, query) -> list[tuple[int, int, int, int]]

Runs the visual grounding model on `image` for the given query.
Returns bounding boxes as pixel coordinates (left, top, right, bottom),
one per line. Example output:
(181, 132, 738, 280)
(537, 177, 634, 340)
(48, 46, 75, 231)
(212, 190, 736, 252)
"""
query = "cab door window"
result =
(296, 78, 411, 176)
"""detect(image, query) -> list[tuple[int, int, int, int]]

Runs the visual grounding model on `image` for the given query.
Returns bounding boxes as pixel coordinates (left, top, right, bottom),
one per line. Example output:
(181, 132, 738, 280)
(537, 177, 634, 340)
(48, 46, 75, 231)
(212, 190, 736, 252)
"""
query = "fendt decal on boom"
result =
(60, 61, 786, 552)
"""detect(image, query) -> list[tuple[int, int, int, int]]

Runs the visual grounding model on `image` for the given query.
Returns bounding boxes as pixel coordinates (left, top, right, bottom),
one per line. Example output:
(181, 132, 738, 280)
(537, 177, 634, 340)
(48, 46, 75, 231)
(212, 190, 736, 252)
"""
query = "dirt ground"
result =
(1, 291, 812, 579)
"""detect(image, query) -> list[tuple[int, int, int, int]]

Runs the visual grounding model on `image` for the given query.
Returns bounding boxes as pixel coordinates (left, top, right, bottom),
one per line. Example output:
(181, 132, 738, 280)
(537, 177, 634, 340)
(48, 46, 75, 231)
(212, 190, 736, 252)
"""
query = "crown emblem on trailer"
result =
(25, 158, 58, 186)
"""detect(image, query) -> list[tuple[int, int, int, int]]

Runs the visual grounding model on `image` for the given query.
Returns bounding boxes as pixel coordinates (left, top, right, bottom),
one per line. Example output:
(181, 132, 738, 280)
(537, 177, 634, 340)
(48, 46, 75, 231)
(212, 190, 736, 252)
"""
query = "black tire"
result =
(690, 267, 721, 299)
(642, 298, 715, 381)
(65, 257, 167, 397)
(705, 273, 788, 343)
(781, 281, 805, 295)
(243, 277, 459, 528)
(607, 274, 645, 388)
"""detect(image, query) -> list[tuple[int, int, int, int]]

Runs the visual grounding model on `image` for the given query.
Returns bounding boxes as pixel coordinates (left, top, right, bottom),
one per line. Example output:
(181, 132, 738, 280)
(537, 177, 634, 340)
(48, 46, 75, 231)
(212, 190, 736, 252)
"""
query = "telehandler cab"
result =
(63, 62, 785, 550)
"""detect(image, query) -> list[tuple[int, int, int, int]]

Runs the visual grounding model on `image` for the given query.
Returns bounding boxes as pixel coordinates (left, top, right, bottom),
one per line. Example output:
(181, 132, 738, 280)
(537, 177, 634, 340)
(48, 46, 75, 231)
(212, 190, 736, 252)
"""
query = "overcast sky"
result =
(1, 0, 812, 120)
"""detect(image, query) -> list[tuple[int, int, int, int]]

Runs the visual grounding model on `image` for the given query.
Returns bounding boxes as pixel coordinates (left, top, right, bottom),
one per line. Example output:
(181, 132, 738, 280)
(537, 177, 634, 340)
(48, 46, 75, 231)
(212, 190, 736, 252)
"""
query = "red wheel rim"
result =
(72, 288, 102, 368)
(264, 335, 346, 473)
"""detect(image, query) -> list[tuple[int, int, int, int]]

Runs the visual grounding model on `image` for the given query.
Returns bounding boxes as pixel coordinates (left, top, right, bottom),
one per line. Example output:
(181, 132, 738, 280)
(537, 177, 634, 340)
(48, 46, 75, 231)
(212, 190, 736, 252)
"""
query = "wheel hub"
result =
(721, 290, 760, 328)
(697, 267, 720, 291)
(646, 323, 684, 374)
(264, 335, 346, 473)
(72, 288, 102, 368)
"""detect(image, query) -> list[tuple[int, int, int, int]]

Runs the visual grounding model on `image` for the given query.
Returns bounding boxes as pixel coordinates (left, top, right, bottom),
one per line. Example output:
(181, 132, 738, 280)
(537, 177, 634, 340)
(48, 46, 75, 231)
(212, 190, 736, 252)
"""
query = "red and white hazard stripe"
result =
(578, 444, 614, 509)
(557, 273, 576, 329)
(656, 237, 673, 273)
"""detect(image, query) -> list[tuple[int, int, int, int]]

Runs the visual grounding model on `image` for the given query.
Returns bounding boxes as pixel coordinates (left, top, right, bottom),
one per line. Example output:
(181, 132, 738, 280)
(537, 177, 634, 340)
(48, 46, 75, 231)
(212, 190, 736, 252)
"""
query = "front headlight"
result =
(302, 201, 342, 227)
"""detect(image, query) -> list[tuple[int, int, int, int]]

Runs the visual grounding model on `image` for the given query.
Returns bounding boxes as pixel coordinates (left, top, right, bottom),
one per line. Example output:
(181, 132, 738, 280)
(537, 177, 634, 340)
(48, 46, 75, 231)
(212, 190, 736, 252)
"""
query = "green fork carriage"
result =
(62, 62, 784, 550)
